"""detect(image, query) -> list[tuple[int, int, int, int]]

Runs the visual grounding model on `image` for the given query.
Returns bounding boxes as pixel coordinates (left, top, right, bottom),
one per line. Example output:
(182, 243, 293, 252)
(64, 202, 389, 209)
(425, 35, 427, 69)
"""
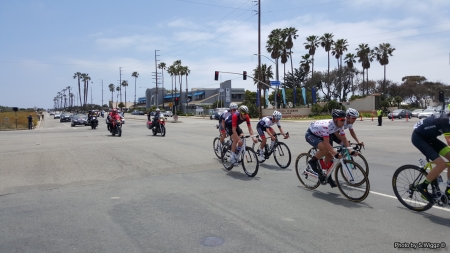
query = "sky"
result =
(1, 0, 449, 109)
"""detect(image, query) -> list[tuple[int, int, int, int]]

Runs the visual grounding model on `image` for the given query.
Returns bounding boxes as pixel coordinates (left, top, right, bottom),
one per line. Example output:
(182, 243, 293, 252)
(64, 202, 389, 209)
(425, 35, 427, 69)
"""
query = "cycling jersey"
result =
(413, 114, 450, 139)
(343, 119, 353, 130)
(257, 116, 281, 128)
(225, 112, 251, 128)
(308, 119, 345, 138)
(219, 110, 232, 123)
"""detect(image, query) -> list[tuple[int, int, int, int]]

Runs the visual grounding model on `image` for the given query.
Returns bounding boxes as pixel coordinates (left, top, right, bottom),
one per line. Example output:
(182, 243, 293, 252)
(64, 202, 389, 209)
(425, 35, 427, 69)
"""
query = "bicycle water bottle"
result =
(236, 146, 242, 154)
(270, 141, 275, 150)
(319, 158, 327, 170)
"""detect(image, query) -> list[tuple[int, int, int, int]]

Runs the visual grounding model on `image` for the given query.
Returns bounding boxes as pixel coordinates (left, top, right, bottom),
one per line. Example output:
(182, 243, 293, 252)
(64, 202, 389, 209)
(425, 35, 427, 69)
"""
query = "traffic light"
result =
(175, 97, 179, 106)
(243, 71, 247, 80)
(439, 91, 444, 102)
(214, 71, 219, 81)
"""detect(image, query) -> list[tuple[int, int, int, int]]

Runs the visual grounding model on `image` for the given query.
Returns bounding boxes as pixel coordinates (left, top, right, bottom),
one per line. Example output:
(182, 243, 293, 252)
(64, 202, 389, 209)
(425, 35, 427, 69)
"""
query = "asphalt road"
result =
(0, 113, 449, 253)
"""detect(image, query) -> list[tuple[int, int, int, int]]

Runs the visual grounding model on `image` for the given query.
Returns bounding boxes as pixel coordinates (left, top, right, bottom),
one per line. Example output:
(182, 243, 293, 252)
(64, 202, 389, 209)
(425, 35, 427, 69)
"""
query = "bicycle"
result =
(308, 142, 369, 176)
(213, 124, 230, 159)
(252, 132, 291, 168)
(222, 135, 259, 177)
(392, 158, 449, 212)
(295, 146, 370, 202)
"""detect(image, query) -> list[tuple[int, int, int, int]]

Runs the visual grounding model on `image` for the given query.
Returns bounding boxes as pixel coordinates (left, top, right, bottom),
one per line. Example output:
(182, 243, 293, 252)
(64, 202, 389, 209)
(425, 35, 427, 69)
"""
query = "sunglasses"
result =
(337, 118, 346, 122)
(350, 117, 357, 120)
(241, 112, 247, 115)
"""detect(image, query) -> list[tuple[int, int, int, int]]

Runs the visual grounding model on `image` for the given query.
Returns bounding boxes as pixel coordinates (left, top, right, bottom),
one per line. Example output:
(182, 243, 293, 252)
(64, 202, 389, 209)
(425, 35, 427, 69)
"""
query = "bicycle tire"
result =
(349, 153, 369, 177)
(241, 147, 259, 177)
(392, 165, 433, 212)
(273, 142, 291, 169)
(295, 153, 320, 190)
(335, 161, 370, 202)
(221, 147, 234, 171)
(213, 137, 222, 159)
(339, 159, 368, 187)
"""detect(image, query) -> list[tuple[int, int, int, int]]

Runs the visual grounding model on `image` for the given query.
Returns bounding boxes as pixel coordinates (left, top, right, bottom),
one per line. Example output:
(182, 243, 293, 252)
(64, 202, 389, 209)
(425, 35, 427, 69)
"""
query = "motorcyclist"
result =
(109, 109, 121, 131)
(87, 110, 93, 124)
(107, 109, 117, 131)
(152, 108, 162, 129)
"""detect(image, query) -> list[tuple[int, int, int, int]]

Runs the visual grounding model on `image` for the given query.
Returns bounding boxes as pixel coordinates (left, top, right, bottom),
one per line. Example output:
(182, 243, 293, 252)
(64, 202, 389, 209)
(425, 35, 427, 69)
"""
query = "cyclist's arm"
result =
(245, 115, 257, 140)
(322, 136, 338, 156)
(349, 129, 361, 144)
(444, 134, 450, 146)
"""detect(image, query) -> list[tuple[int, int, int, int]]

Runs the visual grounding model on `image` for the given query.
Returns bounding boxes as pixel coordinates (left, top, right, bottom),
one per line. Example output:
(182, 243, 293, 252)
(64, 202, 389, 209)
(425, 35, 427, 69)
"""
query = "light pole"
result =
(254, 53, 279, 108)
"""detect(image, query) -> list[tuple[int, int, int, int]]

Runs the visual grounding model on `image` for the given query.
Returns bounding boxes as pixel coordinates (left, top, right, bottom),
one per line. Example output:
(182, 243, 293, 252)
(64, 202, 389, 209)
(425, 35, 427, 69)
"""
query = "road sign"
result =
(270, 81, 280, 86)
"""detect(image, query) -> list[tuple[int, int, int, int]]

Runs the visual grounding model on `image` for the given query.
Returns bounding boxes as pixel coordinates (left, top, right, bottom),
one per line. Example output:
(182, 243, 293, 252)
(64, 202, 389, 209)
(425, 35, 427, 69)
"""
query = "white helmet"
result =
(238, 105, 249, 114)
(346, 108, 359, 117)
(230, 103, 238, 110)
(273, 110, 282, 120)
(156, 108, 160, 112)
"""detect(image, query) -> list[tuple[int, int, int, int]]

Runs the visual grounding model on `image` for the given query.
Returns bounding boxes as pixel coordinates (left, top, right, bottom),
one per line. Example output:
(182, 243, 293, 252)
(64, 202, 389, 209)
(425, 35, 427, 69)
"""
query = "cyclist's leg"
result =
(305, 131, 325, 174)
(235, 126, 244, 150)
(257, 126, 266, 152)
(441, 149, 450, 196)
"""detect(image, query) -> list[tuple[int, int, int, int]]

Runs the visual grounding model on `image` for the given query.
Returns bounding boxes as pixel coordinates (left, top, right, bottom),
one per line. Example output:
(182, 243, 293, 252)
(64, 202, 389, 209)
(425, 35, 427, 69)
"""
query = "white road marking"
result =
(370, 190, 450, 212)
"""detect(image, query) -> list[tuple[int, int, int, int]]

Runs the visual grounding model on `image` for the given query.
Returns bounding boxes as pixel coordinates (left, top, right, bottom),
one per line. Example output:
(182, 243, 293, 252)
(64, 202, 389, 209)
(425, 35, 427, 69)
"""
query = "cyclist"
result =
(330, 108, 364, 147)
(218, 103, 238, 148)
(305, 109, 352, 187)
(256, 110, 289, 162)
(413, 113, 450, 201)
(224, 105, 258, 166)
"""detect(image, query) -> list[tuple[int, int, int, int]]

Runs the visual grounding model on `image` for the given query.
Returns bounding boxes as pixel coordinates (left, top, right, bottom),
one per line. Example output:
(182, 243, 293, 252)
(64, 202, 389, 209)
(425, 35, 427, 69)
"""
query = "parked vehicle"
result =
(71, 114, 87, 127)
(54, 112, 61, 119)
(147, 117, 166, 137)
(164, 111, 173, 117)
(388, 109, 412, 119)
(417, 109, 439, 119)
(411, 109, 424, 118)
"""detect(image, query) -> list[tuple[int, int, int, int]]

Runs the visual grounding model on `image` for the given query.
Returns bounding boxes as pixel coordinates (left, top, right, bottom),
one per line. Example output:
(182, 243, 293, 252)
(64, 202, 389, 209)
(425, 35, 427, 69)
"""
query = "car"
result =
(60, 113, 71, 122)
(417, 109, 439, 119)
(388, 109, 412, 119)
(411, 109, 424, 118)
(210, 111, 222, 120)
(164, 111, 173, 117)
(49, 111, 55, 116)
(71, 114, 88, 127)
(54, 112, 61, 119)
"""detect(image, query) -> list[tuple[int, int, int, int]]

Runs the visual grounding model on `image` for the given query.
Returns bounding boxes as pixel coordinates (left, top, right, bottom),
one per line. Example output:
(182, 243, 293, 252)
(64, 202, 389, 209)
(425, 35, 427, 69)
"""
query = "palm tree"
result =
(331, 39, 348, 95)
(266, 28, 283, 82)
(320, 33, 334, 93)
(73, 72, 83, 109)
(252, 64, 274, 107)
(300, 54, 312, 74)
(304, 35, 320, 79)
(81, 73, 91, 108)
(284, 27, 298, 75)
(132, 72, 139, 109)
(121, 80, 128, 108)
(157, 63, 166, 109)
(355, 43, 371, 95)
(167, 65, 176, 112)
(172, 60, 182, 111)
(374, 43, 396, 95)
(109, 83, 115, 108)
(69, 93, 74, 108)
(115, 86, 121, 108)
(183, 66, 191, 110)
(66, 86, 71, 108)
(344, 53, 357, 91)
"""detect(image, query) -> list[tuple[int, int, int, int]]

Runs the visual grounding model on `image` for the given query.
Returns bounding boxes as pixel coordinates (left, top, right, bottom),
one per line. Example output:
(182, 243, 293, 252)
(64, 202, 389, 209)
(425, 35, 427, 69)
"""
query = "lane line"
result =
(370, 190, 450, 212)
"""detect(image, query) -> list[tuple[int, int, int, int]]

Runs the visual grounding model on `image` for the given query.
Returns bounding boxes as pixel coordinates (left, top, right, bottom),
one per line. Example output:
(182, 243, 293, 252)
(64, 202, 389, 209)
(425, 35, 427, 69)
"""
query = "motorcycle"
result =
(147, 117, 166, 137)
(86, 116, 98, 129)
(110, 119, 122, 137)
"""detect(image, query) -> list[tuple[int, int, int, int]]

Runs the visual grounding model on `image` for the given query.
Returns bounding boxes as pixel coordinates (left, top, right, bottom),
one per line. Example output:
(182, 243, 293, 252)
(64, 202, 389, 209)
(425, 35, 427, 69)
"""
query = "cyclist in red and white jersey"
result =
(330, 108, 364, 147)
(224, 105, 258, 165)
(305, 109, 351, 187)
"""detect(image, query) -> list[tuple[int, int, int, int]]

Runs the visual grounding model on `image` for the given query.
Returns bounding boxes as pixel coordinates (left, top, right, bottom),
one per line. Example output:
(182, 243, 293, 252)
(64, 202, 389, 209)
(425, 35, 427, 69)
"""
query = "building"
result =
(145, 80, 245, 112)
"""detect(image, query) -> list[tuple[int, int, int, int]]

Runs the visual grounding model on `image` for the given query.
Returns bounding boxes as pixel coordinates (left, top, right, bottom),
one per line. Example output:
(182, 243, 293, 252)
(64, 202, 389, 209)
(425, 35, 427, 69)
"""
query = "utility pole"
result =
(119, 67, 122, 103)
(90, 85, 93, 105)
(100, 79, 103, 109)
(257, 0, 261, 118)
(154, 50, 160, 108)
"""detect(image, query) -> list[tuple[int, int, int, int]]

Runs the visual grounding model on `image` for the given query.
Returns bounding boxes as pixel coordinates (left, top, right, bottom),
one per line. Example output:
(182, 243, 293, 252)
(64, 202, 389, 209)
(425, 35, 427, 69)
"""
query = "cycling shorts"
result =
(226, 125, 243, 137)
(305, 129, 323, 148)
(256, 125, 274, 139)
(411, 131, 448, 161)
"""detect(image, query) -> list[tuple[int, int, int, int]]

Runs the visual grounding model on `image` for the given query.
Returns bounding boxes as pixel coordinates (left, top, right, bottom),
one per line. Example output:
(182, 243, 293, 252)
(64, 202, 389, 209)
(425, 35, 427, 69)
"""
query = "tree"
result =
(374, 43, 395, 95)
(73, 72, 83, 108)
(252, 64, 273, 108)
(355, 44, 371, 95)
(331, 39, 348, 95)
(157, 62, 166, 108)
(183, 66, 190, 109)
(344, 53, 357, 91)
(266, 28, 284, 81)
(132, 72, 139, 108)
(320, 33, 334, 89)
(118, 102, 125, 111)
(304, 35, 320, 79)
(109, 83, 115, 108)
(121, 80, 128, 108)
(81, 73, 91, 109)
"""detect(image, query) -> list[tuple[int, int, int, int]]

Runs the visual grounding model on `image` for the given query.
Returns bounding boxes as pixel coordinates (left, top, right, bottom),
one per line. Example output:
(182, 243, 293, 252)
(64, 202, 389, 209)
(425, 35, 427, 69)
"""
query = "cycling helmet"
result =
(273, 110, 282, 120)
(230, 103, 238, 110)
(346, 108, 359, 117)
(156, 108, 160, 112)
(238, 105, 249, 114)
(112, 109, 118, 113)
(331, 109, 346, 118)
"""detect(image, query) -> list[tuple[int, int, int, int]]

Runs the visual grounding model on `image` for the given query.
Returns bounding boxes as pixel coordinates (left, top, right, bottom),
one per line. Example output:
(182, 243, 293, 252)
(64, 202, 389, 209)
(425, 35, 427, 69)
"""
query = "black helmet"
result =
(332, 109, 346, 118)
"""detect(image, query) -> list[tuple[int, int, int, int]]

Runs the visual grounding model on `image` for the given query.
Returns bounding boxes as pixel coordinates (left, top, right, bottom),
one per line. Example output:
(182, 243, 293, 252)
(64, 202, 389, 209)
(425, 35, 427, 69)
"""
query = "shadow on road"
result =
(295, 186, 373, 208)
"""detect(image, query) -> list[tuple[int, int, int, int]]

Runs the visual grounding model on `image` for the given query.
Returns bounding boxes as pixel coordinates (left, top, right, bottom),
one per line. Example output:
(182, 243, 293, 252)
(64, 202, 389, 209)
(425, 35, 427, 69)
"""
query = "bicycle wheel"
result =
(273, 142, 291, 169)
(221, 147, 234, 171)
(392, 165, 433, 212)
(241, 147, 259, 177)
(213, 137, 222, 159)
(295, 153, 320, 190)
(350, 153, 369, 177)
(335, 161, 370, 202)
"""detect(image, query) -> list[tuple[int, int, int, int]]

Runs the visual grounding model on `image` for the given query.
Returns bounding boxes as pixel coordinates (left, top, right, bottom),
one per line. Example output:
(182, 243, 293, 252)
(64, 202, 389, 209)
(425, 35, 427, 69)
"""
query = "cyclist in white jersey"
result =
(330, 108, 364, 147)
(256, 110, 289, 161)
(305, 109, 351, 187)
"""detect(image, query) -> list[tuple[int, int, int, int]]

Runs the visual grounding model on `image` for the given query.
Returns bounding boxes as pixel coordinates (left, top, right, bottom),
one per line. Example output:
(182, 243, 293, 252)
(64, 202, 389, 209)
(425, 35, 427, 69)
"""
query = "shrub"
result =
(310, 104, 322, 116)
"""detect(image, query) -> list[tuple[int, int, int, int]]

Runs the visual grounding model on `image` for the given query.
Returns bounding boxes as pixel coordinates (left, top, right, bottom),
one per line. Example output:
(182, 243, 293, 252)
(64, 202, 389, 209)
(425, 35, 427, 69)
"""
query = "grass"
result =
(0, 111, 40, 130)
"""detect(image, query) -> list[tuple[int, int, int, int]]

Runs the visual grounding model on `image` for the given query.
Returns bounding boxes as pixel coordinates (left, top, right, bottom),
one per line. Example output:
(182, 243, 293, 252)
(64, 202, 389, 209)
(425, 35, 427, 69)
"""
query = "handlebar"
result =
(349, 142, 364, 152)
